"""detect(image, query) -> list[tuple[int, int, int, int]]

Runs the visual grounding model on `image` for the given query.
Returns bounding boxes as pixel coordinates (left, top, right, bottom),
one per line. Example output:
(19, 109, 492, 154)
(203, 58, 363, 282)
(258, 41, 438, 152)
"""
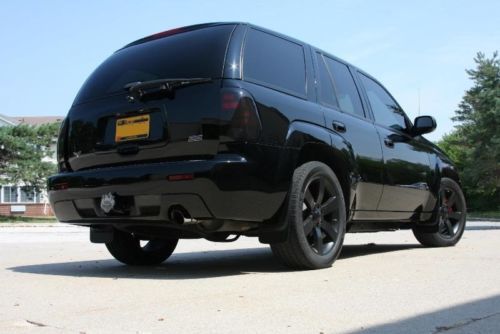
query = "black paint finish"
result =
(48, 22, 462, 240)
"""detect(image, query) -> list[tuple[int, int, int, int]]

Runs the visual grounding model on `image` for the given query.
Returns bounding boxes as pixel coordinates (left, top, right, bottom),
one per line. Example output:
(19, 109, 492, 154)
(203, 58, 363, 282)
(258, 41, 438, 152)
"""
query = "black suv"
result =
(49, 22, 466, 269)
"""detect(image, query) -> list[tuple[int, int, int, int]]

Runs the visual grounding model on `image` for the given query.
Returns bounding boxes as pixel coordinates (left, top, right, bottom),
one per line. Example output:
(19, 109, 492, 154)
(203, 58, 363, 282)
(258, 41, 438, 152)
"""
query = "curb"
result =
(1, 220, 499, 228)
(468, 218, 500, 222)
(0, 223, 68, 228)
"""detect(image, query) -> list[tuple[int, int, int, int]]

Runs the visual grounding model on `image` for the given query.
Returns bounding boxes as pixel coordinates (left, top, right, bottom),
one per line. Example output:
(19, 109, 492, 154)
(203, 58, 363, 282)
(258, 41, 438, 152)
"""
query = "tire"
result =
(106, 229, 178, 265)
(271, 161, 347, 270)
(413, 177, 467, 247)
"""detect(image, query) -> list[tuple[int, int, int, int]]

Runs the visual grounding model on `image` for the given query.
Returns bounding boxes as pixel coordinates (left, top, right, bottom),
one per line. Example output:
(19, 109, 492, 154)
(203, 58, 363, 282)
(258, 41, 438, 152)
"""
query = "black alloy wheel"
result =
(302, 176, 342, 255)
(271, 161, 346, 269)
(413, 177, 467, 247)
(437, 185, 465, 239)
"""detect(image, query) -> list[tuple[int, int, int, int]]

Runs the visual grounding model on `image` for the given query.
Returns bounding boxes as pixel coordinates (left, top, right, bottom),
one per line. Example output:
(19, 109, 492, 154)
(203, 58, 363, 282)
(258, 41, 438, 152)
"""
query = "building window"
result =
(1, 186, 42, 203)
(20, 186, 36, 203)
(35, 192, 42, 203)
(2, 186, 19, 203)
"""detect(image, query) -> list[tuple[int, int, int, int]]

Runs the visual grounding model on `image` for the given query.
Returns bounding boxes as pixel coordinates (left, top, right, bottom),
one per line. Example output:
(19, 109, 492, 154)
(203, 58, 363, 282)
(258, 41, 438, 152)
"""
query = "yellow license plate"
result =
(115, 114, 150, 142)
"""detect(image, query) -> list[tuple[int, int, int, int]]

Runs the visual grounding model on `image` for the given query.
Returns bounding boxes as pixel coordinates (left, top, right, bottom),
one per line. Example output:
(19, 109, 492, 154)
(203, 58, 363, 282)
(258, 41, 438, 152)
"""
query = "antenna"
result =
(418, 88, 421, 116)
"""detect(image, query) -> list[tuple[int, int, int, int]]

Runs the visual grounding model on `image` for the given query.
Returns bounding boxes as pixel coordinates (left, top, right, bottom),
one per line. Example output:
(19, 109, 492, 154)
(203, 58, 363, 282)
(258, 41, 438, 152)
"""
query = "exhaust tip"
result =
(169, 207, 187, 224)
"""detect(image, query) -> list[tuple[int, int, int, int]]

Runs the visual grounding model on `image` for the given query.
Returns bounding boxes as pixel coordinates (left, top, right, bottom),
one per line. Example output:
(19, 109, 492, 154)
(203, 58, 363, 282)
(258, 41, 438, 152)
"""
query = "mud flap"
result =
(90, 226, 114, 243)
(258, 197, 289, 244)
(413, 207, 440, 233)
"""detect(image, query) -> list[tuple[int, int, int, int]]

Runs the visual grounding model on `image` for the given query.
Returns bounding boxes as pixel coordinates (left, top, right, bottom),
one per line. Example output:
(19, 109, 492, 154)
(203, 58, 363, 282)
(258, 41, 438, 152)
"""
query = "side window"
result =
(316, 54, 338, 107)
(359, 74, 407, 131)
(243, 29, 306, 96)
(324, 57, 365, 117)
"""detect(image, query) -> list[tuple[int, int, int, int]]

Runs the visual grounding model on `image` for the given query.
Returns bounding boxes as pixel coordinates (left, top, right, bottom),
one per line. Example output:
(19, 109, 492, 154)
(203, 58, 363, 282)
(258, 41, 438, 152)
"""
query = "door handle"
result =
(384, 137, 394, 148)
(332, 121, 346, 133)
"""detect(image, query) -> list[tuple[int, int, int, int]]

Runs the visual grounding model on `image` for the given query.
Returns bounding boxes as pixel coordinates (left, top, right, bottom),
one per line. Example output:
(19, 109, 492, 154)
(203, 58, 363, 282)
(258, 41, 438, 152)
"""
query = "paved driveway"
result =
(0, 221, 499, 333)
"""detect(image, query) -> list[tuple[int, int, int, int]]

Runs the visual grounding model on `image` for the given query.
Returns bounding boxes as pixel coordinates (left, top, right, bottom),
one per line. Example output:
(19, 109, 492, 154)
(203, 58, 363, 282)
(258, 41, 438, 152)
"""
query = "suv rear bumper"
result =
(48, 154, 288, 224)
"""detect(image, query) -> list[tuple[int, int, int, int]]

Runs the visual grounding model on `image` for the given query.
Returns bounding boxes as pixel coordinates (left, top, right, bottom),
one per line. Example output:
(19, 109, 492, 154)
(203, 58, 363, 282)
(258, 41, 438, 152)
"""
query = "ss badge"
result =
(188, 134, 203, 142)
(100, 192, 115, 213)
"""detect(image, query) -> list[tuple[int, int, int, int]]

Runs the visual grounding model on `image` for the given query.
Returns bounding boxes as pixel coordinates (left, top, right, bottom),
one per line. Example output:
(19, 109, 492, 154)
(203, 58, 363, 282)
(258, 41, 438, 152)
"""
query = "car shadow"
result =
(8, 243, 422, 280)
(345, 294, 500, 333)
(340, 243, 422, 259)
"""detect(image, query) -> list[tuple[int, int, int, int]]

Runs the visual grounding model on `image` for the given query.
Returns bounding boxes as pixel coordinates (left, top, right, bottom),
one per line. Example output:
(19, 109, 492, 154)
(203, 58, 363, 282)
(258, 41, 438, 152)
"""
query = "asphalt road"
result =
(0, 221, 499, 334)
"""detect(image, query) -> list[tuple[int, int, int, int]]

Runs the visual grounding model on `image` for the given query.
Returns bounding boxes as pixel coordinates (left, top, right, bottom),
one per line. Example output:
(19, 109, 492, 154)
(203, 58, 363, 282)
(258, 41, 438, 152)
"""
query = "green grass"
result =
(0, 215, 58, 223)
(468, 211, 500, 219)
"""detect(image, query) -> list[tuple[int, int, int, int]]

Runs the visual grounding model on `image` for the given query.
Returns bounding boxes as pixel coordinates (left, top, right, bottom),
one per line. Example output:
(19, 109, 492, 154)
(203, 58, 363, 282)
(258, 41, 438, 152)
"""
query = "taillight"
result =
(51, 182, 69, 190)
(56, 117, 70, 172)
(221, 89, 261, 142)
(168, 173, 194, 181)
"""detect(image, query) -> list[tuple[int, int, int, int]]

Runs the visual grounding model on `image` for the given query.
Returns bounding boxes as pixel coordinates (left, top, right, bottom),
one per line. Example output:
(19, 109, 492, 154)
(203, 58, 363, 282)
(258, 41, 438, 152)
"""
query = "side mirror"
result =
(412, 116, 436, 136)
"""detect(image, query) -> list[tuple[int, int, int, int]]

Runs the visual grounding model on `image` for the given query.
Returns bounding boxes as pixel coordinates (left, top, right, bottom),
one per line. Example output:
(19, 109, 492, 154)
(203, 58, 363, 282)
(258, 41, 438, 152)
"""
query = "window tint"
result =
(244, 29, 306, 96)
(324, 57, 364, 117)
(74, 25, 235, 104)
(316, 54, 337, 107)
(360, 74, 407, 131)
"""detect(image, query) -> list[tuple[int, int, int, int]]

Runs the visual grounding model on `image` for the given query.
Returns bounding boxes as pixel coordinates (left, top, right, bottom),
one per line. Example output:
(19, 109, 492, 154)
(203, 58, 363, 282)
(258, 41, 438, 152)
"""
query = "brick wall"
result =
(0, 203, 54, 217)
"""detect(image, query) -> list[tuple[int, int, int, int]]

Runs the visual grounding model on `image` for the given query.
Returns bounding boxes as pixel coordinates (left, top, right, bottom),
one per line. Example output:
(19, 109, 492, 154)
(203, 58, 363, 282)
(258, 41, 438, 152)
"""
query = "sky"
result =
(0, 0, 498, 142)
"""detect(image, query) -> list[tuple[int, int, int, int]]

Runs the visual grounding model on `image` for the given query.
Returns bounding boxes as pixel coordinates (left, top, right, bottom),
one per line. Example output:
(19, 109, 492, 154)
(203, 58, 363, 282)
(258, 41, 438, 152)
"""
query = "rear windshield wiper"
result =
(124, 77, 212, 102)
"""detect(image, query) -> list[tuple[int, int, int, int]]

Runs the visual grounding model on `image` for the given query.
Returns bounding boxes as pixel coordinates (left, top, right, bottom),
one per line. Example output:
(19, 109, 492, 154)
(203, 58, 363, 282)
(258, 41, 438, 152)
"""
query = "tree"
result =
(437, 131, 467, 169)
(439, 52, 500, 210)
(0, 122, 60, 191)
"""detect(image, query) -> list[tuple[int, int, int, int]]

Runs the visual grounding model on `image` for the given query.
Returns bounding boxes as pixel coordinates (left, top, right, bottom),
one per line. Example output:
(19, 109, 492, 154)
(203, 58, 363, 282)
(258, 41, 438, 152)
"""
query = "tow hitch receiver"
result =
(100, 192, 116, 213)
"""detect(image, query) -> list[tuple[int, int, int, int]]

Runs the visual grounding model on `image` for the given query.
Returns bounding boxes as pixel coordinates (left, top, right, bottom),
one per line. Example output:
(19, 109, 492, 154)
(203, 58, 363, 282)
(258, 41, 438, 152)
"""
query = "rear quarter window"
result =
(243, 29, 306, 97)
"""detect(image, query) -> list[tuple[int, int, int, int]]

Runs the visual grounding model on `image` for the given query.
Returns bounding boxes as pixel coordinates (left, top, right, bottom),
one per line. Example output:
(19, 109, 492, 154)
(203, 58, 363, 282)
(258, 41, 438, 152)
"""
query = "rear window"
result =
(243, 29, 306, 97)
(74, 25, 235, 104)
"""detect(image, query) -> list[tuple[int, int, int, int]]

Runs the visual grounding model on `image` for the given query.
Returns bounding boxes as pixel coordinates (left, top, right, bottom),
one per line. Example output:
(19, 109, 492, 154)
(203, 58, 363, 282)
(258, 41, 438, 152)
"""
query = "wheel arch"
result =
(285, 121, 355, 215)
(436, 156, 461, 186)
(296, 143, 353, 215)
(259, 121, 356, 244)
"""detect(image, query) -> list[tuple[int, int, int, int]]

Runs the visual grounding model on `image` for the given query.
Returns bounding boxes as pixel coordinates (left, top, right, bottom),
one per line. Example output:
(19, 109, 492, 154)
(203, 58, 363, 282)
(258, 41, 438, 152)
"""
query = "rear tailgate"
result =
(64, 24, 235, 171)
(67, 82, 222, 171)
